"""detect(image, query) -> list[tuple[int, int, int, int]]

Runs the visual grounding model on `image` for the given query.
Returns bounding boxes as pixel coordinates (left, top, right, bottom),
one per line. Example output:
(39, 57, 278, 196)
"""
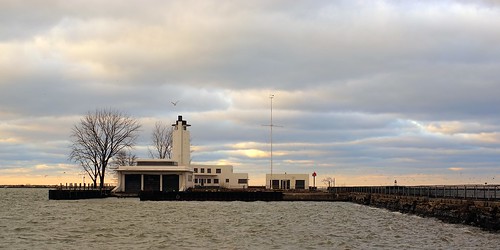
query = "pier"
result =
(140, 190, 284, 201)
(330, 185, 500, 231)
(48, 183, 114, 200)
(329, 185, 500, 200)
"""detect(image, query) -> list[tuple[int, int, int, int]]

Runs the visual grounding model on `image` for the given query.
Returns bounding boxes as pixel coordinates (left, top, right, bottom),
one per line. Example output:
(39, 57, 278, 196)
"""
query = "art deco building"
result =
(114, 116, 249, 193)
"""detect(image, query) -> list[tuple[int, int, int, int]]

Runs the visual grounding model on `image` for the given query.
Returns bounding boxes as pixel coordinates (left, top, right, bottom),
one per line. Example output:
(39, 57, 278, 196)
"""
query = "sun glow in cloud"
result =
(239, 149, 269, 158)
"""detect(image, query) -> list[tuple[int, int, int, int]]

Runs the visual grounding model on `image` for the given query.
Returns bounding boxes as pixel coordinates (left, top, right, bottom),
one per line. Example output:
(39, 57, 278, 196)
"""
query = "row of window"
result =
(195, 178, 225, 184)
(194, 178, 248, 185)
(193, 168, 222, 174)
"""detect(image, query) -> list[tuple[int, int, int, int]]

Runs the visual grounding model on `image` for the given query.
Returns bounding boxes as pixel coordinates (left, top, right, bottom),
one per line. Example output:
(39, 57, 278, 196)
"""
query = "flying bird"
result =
(171, 100, 179, 106)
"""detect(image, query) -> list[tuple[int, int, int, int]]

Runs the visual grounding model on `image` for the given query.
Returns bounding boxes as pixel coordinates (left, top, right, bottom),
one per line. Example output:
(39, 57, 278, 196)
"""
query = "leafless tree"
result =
(108, 149, 137, 183)
(112, 149, 137, 167)
(69, 109, 141, 189)
(322, 177, 335, 188)
(148, 121, 173, 159)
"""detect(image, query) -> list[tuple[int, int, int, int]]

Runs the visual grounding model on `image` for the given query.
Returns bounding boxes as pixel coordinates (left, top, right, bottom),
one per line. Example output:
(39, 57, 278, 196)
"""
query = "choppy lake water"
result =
(1, 188, 499, 249)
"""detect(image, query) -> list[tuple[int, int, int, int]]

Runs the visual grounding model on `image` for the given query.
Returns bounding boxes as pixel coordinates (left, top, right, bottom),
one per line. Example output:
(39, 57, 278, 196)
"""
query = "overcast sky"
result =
(1, 0, 499, 186)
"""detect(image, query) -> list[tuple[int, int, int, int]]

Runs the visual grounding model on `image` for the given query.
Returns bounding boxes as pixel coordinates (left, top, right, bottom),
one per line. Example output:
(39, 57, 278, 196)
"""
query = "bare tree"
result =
(148, 121, 173, 159)
(69, 109, 141, 189)
(112, 149, 137, 167)
(109, 149, 137, 184)
(322, 177, 335, 188)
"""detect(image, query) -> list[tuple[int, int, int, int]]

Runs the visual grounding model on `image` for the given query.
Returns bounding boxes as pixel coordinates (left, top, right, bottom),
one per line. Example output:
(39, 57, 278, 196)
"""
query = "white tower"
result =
(172, 115, 191, 166)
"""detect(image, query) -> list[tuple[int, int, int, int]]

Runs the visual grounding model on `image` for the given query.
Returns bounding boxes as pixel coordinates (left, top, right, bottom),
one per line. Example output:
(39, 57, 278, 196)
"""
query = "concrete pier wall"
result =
(49, 189, 111, 200)
(348, 193, 500, 231)
(139, 190, 284, 201)
(282, 192, 349, 201)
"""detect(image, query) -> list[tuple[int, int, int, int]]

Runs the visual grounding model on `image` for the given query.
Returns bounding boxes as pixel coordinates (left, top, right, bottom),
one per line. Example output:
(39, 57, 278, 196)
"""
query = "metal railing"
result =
(56, 183, 114, 191)
(329, 185, 500, 200)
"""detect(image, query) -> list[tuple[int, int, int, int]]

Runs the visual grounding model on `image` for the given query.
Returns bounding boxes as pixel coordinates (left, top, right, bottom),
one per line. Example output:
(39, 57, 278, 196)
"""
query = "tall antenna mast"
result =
(262, 94, 282, 189)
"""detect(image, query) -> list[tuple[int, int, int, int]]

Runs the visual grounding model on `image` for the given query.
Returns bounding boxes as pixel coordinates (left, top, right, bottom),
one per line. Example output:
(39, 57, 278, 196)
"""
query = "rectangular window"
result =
(226, 179, 229, 183)
(216, 168, 221, 174)
(195, 179, 198, 184)
(238, 179, 248, 184)
(295, 180, 305, 189)
(207, 179, 212, 184)
(201, 168, 205, 173)
(214, 179, 219, 184)
(194, 168, 198, 173)
(207, 168, 211, 173)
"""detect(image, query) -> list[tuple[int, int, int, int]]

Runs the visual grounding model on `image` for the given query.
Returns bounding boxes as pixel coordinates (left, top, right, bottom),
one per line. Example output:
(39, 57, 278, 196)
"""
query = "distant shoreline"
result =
(2, 185, 57, 188)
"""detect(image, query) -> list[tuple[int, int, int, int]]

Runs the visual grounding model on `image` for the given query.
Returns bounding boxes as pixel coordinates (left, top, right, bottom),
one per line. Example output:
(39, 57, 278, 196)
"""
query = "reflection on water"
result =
(0, 188, 498, 249)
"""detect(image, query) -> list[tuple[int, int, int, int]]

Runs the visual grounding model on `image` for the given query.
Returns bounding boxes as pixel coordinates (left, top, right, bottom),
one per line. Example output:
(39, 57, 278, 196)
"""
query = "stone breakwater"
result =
(348, 193, 500, 231)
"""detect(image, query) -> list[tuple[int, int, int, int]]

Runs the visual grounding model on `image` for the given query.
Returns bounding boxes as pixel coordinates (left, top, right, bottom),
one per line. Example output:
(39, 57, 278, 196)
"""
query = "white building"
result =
(192, 164, 248, 189)
(266, 173, 309, 190)
(114, 116, 248, 193)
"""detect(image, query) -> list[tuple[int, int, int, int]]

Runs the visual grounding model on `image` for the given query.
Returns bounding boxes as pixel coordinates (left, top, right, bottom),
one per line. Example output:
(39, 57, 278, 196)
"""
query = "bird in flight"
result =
(171, 100, 179, 106)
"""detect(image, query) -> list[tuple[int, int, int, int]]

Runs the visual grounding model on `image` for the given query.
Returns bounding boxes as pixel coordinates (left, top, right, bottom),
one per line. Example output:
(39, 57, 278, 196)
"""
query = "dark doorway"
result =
(162, 175, 179, 192)
(295, 180, 305, 189)
(144, 175, 160, 191)
(125, 174, 141, 193)
(281, 180, 291, 189)
(271, 180, 280, 189)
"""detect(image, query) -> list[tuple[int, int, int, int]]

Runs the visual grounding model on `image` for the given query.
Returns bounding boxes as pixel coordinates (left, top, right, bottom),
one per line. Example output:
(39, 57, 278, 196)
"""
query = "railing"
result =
(329, 185, 500, 200)
(55, 183, 115, 191)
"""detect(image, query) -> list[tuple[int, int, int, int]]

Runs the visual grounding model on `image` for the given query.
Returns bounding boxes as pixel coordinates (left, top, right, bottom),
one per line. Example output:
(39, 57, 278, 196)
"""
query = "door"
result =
(144, 174, 160, 191)
(162, 175, 180, 192)
(272, 180, 280, 189)
(295, 180, 305, 189)
(125, 174, 141, 193)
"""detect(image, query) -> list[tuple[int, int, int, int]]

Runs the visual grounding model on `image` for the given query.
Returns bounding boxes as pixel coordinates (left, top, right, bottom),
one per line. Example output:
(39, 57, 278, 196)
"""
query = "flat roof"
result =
(116, 165, 192, 172)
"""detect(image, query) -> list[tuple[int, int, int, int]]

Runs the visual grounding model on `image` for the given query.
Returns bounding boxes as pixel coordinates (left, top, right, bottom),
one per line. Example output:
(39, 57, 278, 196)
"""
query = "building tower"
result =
(172, 115, 191, 166)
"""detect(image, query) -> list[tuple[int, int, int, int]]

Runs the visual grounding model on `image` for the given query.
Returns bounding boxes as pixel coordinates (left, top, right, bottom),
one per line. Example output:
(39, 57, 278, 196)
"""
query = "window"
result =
(188, 175, 192, 182)
(201, 168, 205, 173)
(295, 180, 305, 189)
(214, 179, 219, 184)
(194, 168, 198, 173)
(226, 179, 229, 183)
(207, 179, 212, 184)
(195, 179, 198, 184)
(216, 168, 221, 174)
(207, 168, 211, 173)
(238, 179, 248, 184)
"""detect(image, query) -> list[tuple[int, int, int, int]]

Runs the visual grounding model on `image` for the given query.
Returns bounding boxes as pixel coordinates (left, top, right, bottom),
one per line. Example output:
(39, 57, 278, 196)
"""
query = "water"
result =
(0, 189, 498, 249)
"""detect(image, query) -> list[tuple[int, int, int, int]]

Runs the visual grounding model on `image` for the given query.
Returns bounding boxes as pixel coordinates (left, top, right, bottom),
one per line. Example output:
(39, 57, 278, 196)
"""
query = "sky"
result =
(1, 0, 499, 186)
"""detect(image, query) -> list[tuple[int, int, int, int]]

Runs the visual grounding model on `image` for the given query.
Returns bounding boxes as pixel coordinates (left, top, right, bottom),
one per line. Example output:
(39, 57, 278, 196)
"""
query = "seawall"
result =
(139, 190, 351, 202)
(49, 189, 111, 200)
(348, 193, 500, 231)
(282, 192, 349, 201)
(140, 190, 284, 201)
